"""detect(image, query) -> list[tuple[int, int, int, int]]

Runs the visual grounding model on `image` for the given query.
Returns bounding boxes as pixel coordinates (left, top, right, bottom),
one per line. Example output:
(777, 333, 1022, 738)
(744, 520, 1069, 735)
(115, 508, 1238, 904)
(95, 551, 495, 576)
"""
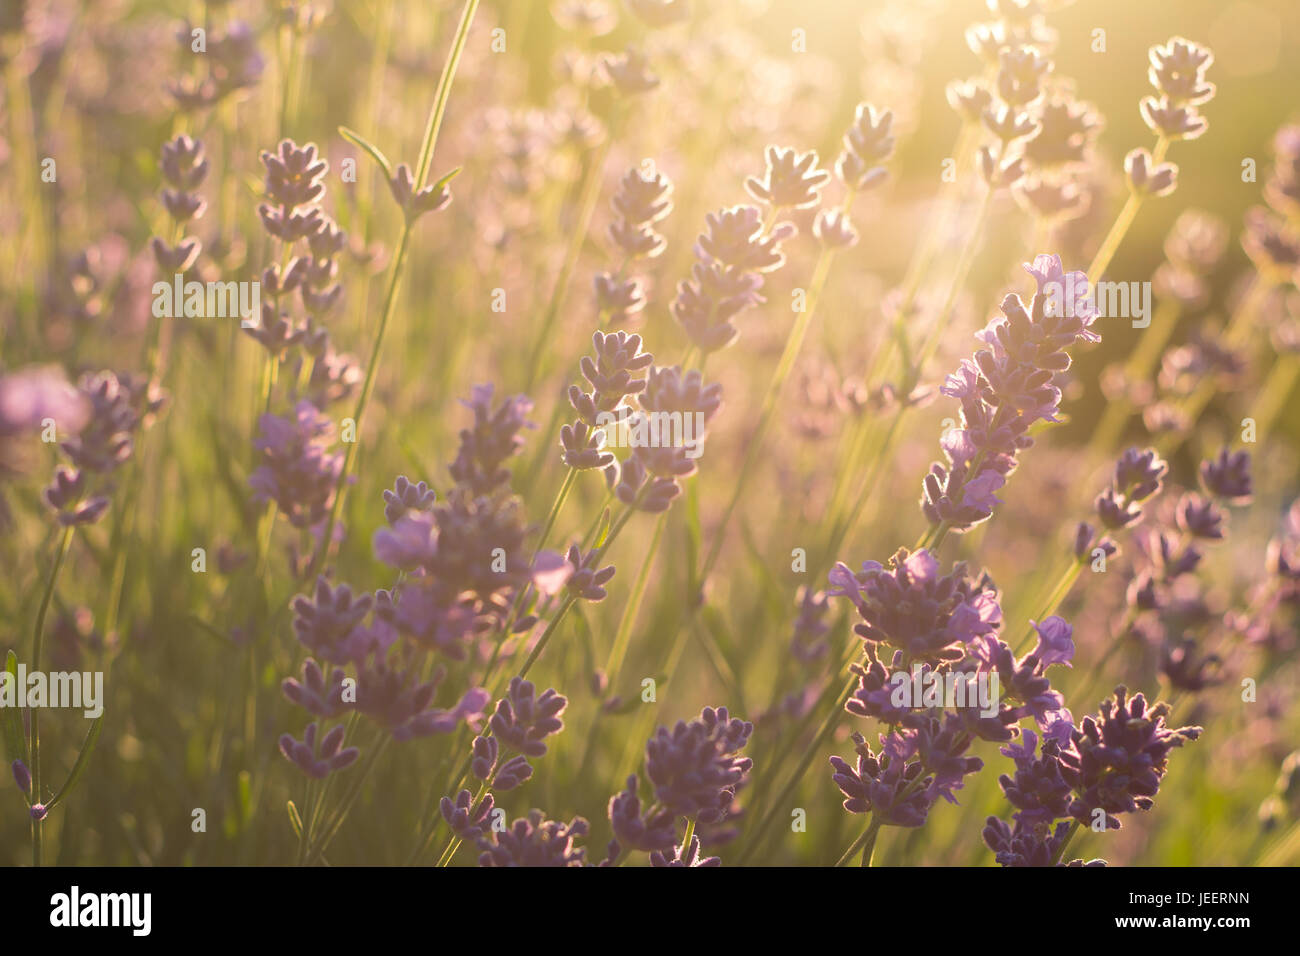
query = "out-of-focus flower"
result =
(249, 400, 343, 529)
(1199, 448, 1252, 503)
(564, 544, 616, 602)
(745, 146, 830, 210)
(600, 49, 659, 95)
(449, 384, 534, 495)
(1125, 148, 1178, 198)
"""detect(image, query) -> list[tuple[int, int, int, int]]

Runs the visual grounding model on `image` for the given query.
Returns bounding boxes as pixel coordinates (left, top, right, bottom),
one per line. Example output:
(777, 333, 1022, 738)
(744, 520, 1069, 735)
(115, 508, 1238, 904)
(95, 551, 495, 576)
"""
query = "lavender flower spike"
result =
(922, 255, 1099, 533)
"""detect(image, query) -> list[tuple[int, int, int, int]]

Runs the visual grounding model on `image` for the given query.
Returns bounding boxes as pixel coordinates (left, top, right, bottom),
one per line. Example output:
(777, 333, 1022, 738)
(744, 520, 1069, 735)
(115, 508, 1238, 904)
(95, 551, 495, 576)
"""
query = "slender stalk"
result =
(1050, 820, 1080, 865)
(30, 525, 74, 867)
(522, 112, 624, 393)
(309, 0, 481, 577)
(1250, 353, 1300, 443)
(734, 667, 859, 864)
(603, 512, 667, 687)
(696, 243, 837, 588)
(859, 818, 882, 867)
(1087, 137, 1169, 285)
(516, 597, 576, 680)
(680, 818, 696, 854)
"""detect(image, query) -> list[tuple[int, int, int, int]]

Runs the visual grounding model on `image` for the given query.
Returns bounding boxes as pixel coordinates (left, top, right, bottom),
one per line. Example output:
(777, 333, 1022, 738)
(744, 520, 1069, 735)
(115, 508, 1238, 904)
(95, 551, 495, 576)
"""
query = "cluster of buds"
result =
(44, 372, 163, 527)
(813, 104, 896, 250)
(672, 200, 795, 353)
(1125, 37, 1216, 200)
(1016, 92, 1102, 223)
(1243, 124, 1300, 285)
(611, 365, 723, 514)
(151, 135, 208, 275)
(246, 139, 360, 418)
(560, 330, 653, 472)
(1153, 209, 1229, 308)
(593, 165, 674, 324)
(168, 20, 266, 112)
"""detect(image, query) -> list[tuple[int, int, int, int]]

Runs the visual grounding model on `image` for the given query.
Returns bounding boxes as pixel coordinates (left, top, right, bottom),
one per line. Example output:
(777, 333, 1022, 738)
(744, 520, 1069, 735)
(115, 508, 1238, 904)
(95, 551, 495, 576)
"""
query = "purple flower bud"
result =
(489, 678, 567, 758)
(12, 759, 31, 794)
(440, 789, 495, 842)
(1199, 448, 1252, 503)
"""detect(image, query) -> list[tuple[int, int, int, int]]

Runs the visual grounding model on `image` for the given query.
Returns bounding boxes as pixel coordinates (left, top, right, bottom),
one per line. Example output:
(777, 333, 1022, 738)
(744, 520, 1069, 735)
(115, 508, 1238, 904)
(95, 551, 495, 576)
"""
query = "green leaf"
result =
(287, 800, 304, 838)
(430, 166, 462, 192)
(46, 715, 104, 810)
(338, 126, 393, 179)
(594, 508, 613, 549)
(2, 650, 26, 764)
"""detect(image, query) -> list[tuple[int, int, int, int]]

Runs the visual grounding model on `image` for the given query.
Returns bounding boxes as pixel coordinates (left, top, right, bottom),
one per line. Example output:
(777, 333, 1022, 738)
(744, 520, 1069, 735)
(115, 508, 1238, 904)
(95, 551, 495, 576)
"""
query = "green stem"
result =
(696, 243, 837, 588)
(1051, 820, 1080, 865)
(680, 817, 696, 853)
(30, 524, 74, 867)
(1086, 137, 1168, 286)
(309, 0, 480, 579)
(603, 511, 667, 687)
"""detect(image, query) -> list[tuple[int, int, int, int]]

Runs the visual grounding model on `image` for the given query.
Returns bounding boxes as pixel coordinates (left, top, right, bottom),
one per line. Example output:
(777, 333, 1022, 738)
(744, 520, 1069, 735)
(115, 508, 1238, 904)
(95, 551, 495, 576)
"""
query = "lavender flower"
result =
(1141, 38, 1215, 142)
(564, 544, 616, 602)
(836, 104, 895, 192)
(290, 579, 374, 663)
(449, 384, 534, 494)
(249, 400, 343, 529)
(1057, 686, 1202, 829)
(477, 810, 589, 867)
(1095, 447, 1167, 530)
(829, 732, 931, 826)
(12, 759, 31, 794)
(745, 146, 830, 210)
(600, 49, 659, 96)
(387, 163, 452, 222)
(644, 705, 753, 823)
(612, 365, 723, 512)
(489, 677, 567, 757)
(1199, 448, 1252, 503)
(828, 548, 1001, 664)
(983, 816, 1104, 867)
(672, 204, 795, 352)
(439, 789, 496, 842)
(608, 774, 676, 854)
(281, 657, 350, 717)
(0, 366, 89, 439)
(921, 255, 1099, 533)
(790, 587, 832, 662)
(259, 140, 329, 240)
(353, 649, 489, 742)
(593, 166, 673, 323)
(279, 722, 360, 779)
(382, 475, 437, 524)
(994, 730, 1073, 824)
